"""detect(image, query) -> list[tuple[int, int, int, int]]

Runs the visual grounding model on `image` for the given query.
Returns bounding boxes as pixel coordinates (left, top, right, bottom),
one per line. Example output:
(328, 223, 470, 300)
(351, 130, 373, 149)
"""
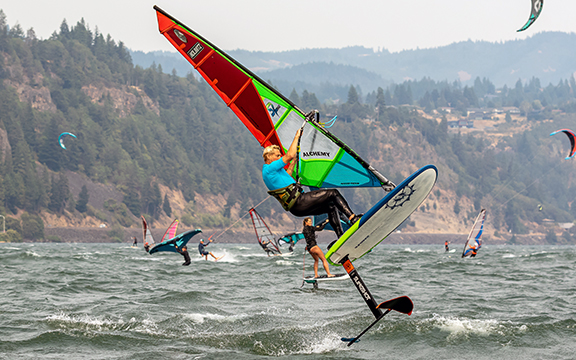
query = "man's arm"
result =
(281, 128, 302, 165)
(285, 158, 296, 177)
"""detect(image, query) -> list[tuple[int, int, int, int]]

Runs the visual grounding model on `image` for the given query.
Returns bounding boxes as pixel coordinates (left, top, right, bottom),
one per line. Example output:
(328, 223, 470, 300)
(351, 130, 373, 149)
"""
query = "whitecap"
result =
(427, 313, 500, 338)
(183, 312, 248, 324)
(275, 260, 295, 266)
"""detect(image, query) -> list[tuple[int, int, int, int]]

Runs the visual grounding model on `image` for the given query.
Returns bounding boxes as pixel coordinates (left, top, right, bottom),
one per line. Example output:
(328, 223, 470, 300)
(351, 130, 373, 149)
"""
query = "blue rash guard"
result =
(262, 158, 296, 191)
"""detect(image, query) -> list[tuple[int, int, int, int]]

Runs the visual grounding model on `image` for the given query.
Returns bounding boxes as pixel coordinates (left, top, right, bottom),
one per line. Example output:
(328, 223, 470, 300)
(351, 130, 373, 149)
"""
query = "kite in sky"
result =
(549, 129, 576, 160)
(517, 0, 543, 32)
(58, 132, 76, 150)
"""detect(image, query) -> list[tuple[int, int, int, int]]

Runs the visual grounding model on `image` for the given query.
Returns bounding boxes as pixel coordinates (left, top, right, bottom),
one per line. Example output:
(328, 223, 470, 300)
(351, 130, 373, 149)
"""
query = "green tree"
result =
(163, 194, 172, 217)
(0, 229, 22, 243)
(545, 229, 557, 244)
(123, 185, 141, 216)
(5, 216, 22, 235)
(48, 174, 69, 213)
(37, 117, 63, 171)
(454, 199, 461, 215)
(76, 185, 89, 213)
(289, 88, 300, 105)
(21, 212, 44, 240)
(347, 86, 359, 105)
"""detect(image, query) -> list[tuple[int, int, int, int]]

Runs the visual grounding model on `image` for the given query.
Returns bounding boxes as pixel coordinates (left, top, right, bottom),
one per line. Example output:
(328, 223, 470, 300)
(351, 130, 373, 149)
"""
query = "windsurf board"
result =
(303, 273, 348, 283)
(327, 165, 438, 266)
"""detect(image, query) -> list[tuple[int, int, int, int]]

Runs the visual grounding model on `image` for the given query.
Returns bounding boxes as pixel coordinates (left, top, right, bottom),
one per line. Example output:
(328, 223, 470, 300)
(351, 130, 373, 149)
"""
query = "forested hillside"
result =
(0, 11, 575, 243)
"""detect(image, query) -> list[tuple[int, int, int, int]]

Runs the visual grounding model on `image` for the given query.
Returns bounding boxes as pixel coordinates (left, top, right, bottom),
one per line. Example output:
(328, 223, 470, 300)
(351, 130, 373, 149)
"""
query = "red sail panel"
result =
(155, 10, 282, 150)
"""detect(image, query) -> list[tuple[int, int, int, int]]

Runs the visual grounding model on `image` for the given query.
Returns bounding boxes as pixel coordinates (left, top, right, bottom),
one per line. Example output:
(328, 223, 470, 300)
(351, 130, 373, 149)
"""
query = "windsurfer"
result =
(198, 238, 217, 260)
(132, 237, 137, 247)
(444, 241, 450, 252)
(144, 242, 151, 253)
(260, 240, 280, 256)
(302, 217, 334, 278)
(262, 128, 360, 238)
(470, 245, 478, 258)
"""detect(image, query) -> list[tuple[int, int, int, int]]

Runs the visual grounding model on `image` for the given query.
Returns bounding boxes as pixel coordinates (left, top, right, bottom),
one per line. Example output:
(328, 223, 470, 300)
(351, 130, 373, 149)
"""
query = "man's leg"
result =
(291, 189, 355, 239)
(327, 204, 344, 238)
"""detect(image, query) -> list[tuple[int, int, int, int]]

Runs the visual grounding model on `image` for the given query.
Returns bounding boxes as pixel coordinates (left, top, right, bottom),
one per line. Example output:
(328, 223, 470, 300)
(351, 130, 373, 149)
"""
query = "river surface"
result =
(1, 242, 575, 359)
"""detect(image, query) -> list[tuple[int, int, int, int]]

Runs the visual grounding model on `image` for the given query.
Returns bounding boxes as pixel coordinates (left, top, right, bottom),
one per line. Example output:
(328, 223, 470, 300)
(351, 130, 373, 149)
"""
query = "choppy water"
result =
(1, 242, 575, 359)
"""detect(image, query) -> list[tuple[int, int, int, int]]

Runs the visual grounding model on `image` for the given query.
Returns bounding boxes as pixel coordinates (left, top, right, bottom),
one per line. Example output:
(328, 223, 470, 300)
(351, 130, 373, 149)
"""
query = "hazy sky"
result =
(2, 0, 576, 53)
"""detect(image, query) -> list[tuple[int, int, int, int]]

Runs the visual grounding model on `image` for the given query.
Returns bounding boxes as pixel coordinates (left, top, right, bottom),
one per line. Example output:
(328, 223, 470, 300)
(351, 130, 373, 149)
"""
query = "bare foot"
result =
(327, 274, 335, 277)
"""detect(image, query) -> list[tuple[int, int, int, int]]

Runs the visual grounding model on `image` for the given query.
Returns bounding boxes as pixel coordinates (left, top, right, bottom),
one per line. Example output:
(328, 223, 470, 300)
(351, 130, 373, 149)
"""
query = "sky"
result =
(2, 0, 576, 54)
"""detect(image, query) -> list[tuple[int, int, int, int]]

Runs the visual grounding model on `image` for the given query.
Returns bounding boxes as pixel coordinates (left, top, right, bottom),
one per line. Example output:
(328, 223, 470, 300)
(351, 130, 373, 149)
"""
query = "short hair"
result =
(303, 217, 312, 226)
(263, 145, 281, 162)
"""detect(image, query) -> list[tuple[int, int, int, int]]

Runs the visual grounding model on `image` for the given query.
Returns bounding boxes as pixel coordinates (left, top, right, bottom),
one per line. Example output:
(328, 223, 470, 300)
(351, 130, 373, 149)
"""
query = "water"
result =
(1, 242, 576, 359)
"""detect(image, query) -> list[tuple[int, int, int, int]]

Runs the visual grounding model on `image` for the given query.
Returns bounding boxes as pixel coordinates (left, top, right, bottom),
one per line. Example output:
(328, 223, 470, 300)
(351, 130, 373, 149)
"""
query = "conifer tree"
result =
(289, 88, 300, 105)
(123, 185, 141, 217)
(76, 185, 89, 213)
(163, 194, 172, 217)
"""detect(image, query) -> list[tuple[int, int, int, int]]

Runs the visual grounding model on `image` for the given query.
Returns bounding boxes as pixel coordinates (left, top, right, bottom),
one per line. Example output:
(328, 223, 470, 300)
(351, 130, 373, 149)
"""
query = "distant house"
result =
(558, 223, 574, 230)
(468, 111, 484, 120)
(448, 119, 474, 129)
(439, 107, 453, 113)
(502, 106, 520, 114)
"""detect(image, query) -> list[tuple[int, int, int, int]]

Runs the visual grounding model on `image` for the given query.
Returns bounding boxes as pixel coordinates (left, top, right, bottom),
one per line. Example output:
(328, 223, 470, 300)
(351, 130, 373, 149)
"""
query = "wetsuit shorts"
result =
(306, 239, 318, 250)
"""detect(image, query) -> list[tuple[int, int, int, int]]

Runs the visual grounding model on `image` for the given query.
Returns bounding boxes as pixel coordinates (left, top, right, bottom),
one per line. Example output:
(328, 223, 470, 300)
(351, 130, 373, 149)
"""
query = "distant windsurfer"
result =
(444, 241, 450, 252)
(259, 239, 280, 256)
(132, 237, 137, 247)
(262, 128, 360, 239)
(144, 242, 151, 253)
(198, 238, 218, 260)
(470, 245, 478, 258)
(303, 217, 334, 278)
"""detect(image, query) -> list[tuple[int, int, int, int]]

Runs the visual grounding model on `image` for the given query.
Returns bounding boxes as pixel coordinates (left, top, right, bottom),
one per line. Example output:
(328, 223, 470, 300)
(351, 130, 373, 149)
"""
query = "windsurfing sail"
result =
(462, 209, 487, 258)
(141, 215, 155, 246)
(149, 229, 202, 254)
(58, 132, 77, 150)
(249, 208, 281, 255)
(517, 0, 543, 32)
(550, 129, 576, 160)
(154, 6, 394, 190)
(160, 219, 179, 242)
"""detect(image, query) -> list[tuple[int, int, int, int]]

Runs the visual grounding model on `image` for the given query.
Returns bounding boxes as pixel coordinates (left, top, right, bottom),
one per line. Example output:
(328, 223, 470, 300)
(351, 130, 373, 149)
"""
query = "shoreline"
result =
(4, 227, 548, 245)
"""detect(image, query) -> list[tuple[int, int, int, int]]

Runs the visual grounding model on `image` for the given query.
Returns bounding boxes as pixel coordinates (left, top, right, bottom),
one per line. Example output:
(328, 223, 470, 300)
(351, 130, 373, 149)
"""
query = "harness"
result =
(267, 111, 315, 211)
(267, 183, 303, 211)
